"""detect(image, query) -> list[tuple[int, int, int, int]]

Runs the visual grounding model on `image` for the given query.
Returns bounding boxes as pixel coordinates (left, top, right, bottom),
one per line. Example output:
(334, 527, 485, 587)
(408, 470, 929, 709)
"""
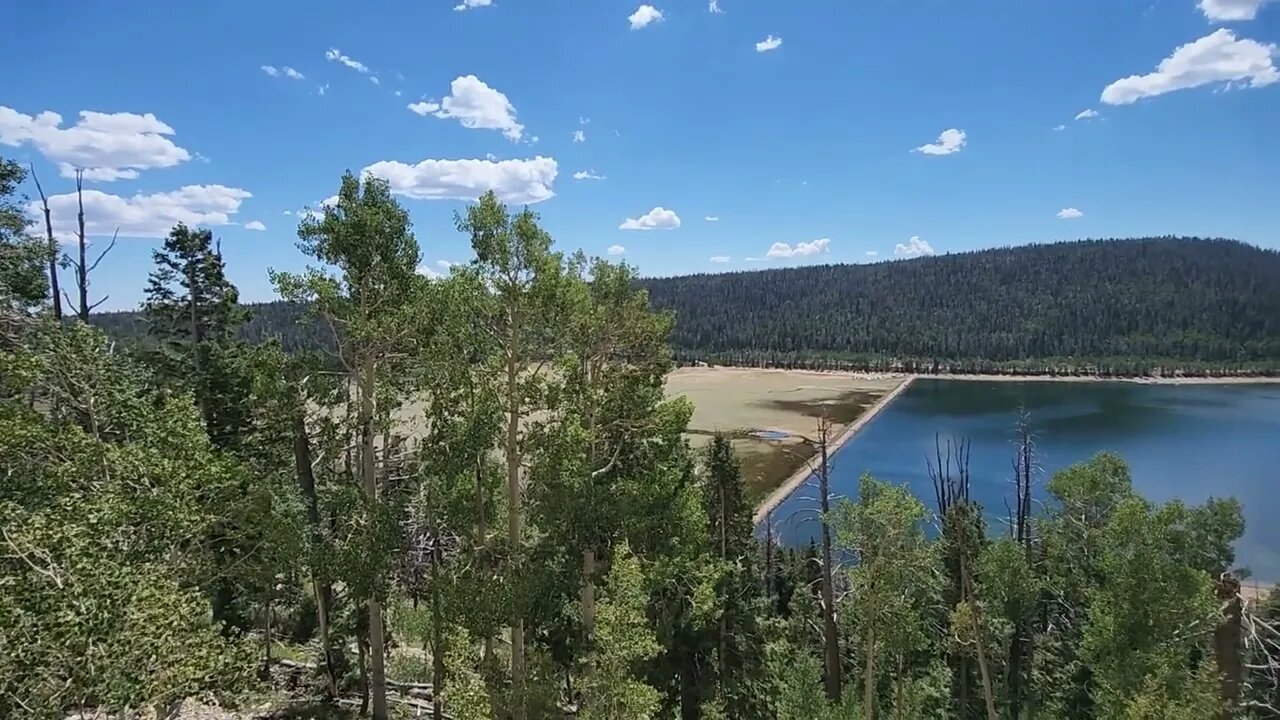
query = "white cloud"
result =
(407, 101, 441, 116)
(607, 244, 626, 255)
(325, 47, 370, 74)
(572, 129, 586, 143)
(1053, 124, 1067, 131)
(394, 90, 402, 97)
(282, 210, 293, 216)
(436, 260, 454, 269)
(426, 75, 524, 141)
(573, 169, 606, 180)
(709, 0, 724, 13)
(0, 106, 191, 181)
(629, 5, 663, 29)
(704, 215, 719, 222)
(369, 76, 381, 86)
(261, 65, 279, 77)
(619, 206, 680, 230)
(1057, 207, 1084, 219)
(865, 250, 878, 257)
(30, 184, 251, 239)
(1075, 108, 1100, 120)
(244, 220, 266, 231)
(709, 255, 730, 263)
(1101, 29, 1278, 105)
(454, 0, 493, 10)
(283, 66, 304, 80)
(766, 238, 830, 259)
(894, 236, 935, 258)
(1199, 0, 1274, 21)
(362, 156, 558, 204)
(579, 116, 591, 125)
(417, 264, 443, 279)
(756, 35, 783, 52)
(317, 84, 329, 96)
(913, 128, 967, 156)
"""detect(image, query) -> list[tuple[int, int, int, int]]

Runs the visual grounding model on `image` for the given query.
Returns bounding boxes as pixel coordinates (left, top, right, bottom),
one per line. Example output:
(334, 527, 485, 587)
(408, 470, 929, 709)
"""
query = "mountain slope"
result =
(643, 237, 1280, 366)
(92, 237, 1280, 370)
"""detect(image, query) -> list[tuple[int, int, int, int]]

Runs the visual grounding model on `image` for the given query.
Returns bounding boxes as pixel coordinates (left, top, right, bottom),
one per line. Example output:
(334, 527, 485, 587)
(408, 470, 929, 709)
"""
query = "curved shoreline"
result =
(753, 376, 916, 524)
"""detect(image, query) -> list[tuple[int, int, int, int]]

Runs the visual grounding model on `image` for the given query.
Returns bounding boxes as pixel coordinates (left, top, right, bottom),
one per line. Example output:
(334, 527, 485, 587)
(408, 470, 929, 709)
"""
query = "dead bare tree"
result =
(28, 164, 62, 320)
(62, 170, 115, 320)
(1005, 410, 1038, 718)
(928, 435, 996, 720)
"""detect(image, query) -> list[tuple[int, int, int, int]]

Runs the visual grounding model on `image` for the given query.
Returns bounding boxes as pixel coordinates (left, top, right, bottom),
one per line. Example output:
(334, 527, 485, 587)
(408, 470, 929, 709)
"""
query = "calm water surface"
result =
(770, 379, 1280, 581)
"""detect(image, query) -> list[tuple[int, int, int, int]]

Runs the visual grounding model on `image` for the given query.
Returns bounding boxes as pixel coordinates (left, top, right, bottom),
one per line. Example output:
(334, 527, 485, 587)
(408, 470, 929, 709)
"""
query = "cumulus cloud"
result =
(407, 101, 441, 116)
(418, 75, 525, 141)
(607, 245, 626, 255)
(709, 255, 730, 263)
(325, 47, 370, 74)
(0, 106, 191, 181)
(619, 206, 680, 230)
(704, 215, 719, 222)
(362, 156, 558, 204)
(454, 0, 493, 10)
(244, 220, 266, 231)
(1057, 207, 1084, 219)
(1199, 0, 1274, 21)
(913, 128, 966, 155)
(709, 0, 724, 12)
(756, 35, 782, 52)
(417, 264, 444, 279)
(1101, 30, 1278, 105)
(31, 184, 251, 239)
(572, 129, 586, 143)
(894, 236, 935, 258)
(261, 65, 280, 77)
(573, 170, 605, 180)
(766, 238, 830, 259)
(629, 5, 663, 29)
(1075, 108, 1099, 120)
(283, 66, 304, 80)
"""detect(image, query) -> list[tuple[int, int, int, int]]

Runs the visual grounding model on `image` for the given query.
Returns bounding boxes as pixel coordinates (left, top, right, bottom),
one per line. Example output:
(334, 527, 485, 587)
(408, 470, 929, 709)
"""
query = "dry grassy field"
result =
(665, 367, 905, 505)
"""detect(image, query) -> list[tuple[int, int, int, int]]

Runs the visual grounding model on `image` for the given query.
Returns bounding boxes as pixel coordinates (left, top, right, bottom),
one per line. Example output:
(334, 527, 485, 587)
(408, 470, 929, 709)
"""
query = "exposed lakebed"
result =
(769, 378, 1280, 582)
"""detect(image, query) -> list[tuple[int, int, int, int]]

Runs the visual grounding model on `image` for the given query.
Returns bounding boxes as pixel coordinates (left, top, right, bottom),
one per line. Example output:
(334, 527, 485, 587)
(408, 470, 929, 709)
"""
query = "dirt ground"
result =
(665, 367, 905, 506)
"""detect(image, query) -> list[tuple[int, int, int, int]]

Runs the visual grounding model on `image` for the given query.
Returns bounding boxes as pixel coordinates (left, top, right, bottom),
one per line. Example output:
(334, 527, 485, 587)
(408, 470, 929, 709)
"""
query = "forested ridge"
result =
(5, 154, 1280, 719)
(645, 237, 1280, 373)
(93, 237, 1280, 376)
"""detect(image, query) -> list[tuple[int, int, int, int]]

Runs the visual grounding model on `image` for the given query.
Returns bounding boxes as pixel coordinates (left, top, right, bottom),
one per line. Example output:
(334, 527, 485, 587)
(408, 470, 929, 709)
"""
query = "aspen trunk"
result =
(358, 359, 388, 720)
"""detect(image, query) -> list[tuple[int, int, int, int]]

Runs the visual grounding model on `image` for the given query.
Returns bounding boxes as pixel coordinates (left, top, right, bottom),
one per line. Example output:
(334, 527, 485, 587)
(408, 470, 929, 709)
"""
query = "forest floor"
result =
(664, 367, 905, 508)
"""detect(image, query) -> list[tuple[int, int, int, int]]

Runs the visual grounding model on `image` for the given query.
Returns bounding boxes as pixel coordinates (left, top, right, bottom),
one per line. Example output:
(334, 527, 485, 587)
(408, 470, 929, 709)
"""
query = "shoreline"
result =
(923, 373, 1280, 385)
(752, 376, 916, 524)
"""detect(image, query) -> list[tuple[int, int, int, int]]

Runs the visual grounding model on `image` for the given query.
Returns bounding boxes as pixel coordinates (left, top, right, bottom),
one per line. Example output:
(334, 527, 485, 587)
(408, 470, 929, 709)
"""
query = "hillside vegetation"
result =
(94, 237, 1280, 375)
(645, 237, 1280, 371)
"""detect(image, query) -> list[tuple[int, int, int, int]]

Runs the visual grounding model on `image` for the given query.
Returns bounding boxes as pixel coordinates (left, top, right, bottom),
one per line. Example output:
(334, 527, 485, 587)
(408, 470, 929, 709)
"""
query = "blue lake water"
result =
(769, 379, 1280, 582)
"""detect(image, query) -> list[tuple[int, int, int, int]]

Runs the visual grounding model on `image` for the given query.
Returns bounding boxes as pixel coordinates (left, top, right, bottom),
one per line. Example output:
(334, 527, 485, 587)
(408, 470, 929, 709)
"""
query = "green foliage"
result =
(0, 157, 48, 309)
(578, 544, 662, 720)
(0, 319, 257, 716)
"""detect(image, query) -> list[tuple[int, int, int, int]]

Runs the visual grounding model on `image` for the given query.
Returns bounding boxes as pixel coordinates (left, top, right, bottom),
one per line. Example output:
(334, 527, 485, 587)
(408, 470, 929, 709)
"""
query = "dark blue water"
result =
(769, 379, 1280, 582)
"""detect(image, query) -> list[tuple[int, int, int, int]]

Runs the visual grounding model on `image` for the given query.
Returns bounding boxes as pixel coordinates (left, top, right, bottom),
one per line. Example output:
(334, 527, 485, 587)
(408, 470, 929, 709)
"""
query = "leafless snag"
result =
(28, 164, 63, 320)
(60, 170, 115, 320)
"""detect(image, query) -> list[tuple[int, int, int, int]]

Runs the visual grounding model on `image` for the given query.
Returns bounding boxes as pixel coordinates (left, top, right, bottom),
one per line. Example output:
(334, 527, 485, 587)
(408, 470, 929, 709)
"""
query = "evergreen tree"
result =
(704, 434, 773, 719)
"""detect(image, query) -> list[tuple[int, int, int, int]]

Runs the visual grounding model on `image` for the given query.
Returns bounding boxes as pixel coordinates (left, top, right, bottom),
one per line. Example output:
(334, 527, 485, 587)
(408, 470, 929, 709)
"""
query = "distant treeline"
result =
(94, 237, 1280, 376)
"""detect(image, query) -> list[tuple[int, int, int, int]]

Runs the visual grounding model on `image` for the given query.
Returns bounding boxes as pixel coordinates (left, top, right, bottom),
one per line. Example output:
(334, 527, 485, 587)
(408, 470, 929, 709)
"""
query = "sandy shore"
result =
(752, 376, 916, 524)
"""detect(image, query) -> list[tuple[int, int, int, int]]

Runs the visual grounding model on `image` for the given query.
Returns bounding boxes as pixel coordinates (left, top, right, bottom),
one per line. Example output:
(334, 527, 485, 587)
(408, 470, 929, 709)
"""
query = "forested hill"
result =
(93, 237, 1280, 371)
(645, 237, 1280, 370)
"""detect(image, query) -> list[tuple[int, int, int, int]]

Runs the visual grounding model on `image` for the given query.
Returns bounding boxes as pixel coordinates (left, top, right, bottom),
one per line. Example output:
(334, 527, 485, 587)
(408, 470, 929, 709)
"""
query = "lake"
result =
(768, 378, 1280, 582)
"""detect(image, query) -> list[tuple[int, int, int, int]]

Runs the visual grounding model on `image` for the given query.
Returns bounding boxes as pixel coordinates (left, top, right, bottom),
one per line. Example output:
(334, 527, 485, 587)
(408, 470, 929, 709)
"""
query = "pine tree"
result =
(143, 223, 251, 449)
(704, 434, 773, 719)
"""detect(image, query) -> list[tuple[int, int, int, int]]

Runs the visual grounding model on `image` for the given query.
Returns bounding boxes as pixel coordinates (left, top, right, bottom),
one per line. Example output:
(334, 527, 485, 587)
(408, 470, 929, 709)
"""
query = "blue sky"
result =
(2, 0, 1278, 310)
